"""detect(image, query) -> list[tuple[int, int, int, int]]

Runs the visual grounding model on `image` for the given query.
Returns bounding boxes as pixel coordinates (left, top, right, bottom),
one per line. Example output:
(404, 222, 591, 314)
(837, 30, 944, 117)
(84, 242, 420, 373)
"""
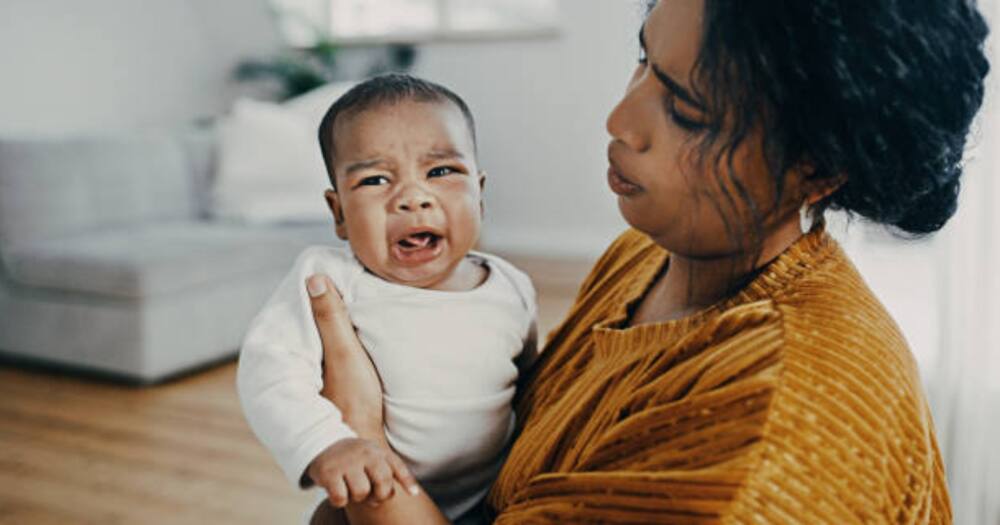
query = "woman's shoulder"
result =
(733, 243, 945, 520)
(772, 238, 921, 386)
(652, 244, 945, 520)
(731, 229, 922, 386)
(765, 237, 930, 448)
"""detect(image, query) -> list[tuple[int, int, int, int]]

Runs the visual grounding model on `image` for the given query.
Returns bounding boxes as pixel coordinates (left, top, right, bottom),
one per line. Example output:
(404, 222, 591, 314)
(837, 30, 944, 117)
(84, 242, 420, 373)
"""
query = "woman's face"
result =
(606, 0, 802, 258)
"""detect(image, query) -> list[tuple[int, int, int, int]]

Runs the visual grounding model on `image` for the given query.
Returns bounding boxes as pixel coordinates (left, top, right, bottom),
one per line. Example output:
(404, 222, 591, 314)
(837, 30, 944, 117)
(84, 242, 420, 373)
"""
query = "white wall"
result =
(414, 0, 640, 258)
(0, 0, 636, 258)
(0, 0, 280, 134)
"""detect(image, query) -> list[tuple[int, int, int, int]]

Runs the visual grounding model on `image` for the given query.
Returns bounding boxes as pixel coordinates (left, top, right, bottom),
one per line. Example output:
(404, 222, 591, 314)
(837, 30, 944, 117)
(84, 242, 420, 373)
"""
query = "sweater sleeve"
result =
(235, 247, 357, 489)
(493, 303, 786, 523)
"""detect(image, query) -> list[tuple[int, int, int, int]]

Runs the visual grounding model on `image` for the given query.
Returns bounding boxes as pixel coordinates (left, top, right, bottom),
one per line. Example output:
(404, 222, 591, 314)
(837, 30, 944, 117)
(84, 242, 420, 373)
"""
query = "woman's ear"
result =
(804, 172, 848, 206)
(324, 189, 349, 240)
(789, 158, 846, 206)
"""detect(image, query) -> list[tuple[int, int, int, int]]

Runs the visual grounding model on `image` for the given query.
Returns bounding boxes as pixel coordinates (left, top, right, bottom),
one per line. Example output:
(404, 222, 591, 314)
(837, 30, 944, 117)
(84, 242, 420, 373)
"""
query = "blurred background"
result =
(0, 1, 996, 523)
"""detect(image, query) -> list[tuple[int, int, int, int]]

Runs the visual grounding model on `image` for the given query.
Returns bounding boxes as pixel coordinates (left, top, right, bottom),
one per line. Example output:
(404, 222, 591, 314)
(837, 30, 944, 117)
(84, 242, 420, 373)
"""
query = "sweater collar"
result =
(592, 225, 840, 355)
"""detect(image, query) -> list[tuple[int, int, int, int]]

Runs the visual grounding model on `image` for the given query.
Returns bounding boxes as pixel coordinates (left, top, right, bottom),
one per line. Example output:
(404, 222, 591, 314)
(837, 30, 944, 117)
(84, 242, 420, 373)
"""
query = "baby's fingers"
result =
(344, 470, 372, 503)
(366, 461, 395, 503)
(326, 477, 350, 508)
(387, 452, 420, 496)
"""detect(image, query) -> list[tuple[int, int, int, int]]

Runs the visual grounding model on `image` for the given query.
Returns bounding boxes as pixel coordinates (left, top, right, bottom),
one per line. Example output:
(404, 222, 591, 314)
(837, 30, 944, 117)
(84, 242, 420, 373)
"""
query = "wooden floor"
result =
(0, 259, 586, 525)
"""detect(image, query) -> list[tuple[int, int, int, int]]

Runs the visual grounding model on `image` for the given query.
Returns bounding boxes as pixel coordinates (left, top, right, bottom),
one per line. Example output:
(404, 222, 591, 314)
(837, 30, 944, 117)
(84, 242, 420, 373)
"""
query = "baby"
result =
(236, 74, 537, 523)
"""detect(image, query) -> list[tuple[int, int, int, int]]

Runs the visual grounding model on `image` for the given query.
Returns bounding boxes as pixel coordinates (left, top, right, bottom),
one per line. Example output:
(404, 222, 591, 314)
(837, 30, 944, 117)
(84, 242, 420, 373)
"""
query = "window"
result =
(270, 0, 560, 46)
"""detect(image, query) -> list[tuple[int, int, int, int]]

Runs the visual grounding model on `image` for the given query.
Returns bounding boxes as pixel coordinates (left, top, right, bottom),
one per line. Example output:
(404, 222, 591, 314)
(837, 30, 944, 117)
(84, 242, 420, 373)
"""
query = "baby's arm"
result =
(236, 248, 358, 488)
(514, 264, 541, 376)
(515, 320, 539, 376)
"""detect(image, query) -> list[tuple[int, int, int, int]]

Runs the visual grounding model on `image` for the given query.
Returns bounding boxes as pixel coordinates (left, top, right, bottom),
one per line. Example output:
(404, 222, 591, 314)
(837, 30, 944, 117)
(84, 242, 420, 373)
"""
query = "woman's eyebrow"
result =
(639, 26, 706, 111)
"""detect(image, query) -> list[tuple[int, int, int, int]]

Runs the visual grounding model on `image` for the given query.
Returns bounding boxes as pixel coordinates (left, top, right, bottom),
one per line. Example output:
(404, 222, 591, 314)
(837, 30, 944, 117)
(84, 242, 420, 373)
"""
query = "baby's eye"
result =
(428, 166, 457, 178)
(358, 175, 389, 187)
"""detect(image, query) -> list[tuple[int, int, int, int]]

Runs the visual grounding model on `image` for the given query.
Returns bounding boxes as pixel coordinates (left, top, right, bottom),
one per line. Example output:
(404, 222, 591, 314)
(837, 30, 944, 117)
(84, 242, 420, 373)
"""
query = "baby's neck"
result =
(423, 256, 489, 292)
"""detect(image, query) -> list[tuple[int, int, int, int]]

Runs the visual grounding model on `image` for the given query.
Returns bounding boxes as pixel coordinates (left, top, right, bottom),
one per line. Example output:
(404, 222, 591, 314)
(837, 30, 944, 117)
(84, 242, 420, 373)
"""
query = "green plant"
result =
(235, 39, 340, 100)
(234, 5, 417, 100)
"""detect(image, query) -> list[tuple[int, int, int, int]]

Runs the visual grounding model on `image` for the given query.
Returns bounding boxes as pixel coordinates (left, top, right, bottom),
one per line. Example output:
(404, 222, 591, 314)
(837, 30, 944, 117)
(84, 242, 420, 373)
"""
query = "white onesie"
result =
(236, 245, 537, 520)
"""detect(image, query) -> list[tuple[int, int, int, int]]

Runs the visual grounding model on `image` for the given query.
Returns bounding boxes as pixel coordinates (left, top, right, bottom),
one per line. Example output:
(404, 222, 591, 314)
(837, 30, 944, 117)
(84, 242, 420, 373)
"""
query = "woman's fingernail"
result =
(307, 276, 327, 297)
(408, 485, 420, 496)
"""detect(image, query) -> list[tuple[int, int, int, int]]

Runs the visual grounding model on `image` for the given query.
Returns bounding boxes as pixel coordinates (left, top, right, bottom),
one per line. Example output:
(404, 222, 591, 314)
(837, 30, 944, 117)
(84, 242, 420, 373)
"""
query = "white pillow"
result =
(212, 82, 355, 224)
(284, 81, 357, 128)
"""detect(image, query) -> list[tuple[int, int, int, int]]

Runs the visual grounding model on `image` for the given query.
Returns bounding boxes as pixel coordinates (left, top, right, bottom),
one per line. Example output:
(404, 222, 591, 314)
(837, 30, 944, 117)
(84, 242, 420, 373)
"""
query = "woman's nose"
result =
(606, 76, 652, 153)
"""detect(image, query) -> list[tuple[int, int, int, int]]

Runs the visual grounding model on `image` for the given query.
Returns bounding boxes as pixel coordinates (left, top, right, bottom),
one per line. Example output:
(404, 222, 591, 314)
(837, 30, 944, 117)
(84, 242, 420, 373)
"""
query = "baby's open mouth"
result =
(391, 230, 444, 265)
(396, 231, 441, 251)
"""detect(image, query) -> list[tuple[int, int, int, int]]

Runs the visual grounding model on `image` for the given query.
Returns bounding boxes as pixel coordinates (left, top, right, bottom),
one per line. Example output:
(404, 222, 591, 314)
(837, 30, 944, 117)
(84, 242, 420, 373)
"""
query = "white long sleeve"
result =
(236, 247, 358, 487)
(237, 245, 537, 518)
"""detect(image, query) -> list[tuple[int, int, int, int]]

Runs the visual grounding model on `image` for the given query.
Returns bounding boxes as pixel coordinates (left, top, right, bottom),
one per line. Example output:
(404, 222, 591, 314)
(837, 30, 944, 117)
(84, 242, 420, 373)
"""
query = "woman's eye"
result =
(664, 97, 707, 132)
(670, 109, 707, 132)
(358, 175, 389, 186)
(428, 166, 457, 178)
(638, 47, 648, 65)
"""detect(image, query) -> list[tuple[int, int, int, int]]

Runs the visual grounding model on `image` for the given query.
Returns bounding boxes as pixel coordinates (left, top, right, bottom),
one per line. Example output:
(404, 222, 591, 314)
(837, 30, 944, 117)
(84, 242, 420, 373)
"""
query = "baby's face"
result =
(327, 100, 484, 288)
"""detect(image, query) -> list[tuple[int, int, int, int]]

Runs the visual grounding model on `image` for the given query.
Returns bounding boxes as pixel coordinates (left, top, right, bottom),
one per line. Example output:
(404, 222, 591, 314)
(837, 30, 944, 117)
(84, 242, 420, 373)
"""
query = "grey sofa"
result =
(0, 130, 336, 383)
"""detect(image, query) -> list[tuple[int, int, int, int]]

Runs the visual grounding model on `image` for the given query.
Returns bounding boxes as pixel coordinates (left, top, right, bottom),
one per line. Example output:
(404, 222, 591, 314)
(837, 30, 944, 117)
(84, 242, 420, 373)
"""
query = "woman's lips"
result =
(607, 166, 643, 196)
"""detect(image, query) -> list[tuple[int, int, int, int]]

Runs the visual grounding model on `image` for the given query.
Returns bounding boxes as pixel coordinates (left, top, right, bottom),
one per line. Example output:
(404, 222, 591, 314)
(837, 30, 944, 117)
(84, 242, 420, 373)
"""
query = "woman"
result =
(307, 0, 989, 522)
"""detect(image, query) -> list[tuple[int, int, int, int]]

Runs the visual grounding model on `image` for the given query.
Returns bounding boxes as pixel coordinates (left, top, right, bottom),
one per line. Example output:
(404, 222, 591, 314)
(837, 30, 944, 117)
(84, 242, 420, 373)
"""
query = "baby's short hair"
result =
(317, 73, 477, 188)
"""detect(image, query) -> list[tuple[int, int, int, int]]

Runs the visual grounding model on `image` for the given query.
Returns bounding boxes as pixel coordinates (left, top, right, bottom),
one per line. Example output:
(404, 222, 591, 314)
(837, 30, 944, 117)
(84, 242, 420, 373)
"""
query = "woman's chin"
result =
(616, 203, 687, 250)
(617, 197, 659, 233)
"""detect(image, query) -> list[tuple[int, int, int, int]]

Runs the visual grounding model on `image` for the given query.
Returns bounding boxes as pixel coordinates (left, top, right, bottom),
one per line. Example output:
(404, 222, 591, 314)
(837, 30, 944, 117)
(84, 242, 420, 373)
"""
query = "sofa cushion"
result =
(211, 82, 355, 225)
(0, 263, 293, 382)
(4, 222, 321, 299)
(0, 134, 197, 249)
(212, 98, 331, 224)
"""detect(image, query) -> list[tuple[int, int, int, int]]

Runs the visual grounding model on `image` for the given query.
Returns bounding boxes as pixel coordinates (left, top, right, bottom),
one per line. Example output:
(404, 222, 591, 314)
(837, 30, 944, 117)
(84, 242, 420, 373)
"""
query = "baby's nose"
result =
(396, 193, 434, 212)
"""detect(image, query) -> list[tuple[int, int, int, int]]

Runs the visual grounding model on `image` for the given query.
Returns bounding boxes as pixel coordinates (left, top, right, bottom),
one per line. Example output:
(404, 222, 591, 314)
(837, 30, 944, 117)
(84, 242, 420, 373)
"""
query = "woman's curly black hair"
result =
(669, 0, 990, 238)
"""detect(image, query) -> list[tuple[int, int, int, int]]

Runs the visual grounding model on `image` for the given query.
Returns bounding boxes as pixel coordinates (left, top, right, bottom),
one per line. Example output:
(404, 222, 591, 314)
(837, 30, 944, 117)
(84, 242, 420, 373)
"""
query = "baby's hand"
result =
(307, 438, 418, 508)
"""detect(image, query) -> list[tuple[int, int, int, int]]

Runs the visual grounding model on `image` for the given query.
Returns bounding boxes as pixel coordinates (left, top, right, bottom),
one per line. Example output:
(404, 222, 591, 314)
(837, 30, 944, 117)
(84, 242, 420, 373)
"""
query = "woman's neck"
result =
(630, 217, 803, 325)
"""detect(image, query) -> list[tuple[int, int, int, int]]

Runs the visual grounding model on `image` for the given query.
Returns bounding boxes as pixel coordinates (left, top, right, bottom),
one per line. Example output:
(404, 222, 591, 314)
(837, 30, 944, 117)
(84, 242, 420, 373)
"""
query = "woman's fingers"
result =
(306, 273, 386, 438)
(307, 274, 358, 359)
(387, 451, 421, 496)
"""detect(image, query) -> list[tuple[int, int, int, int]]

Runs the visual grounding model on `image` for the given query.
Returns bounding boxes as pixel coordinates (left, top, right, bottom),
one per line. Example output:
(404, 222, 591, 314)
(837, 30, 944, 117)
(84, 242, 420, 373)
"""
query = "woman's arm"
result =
(305, 274, 450, 525)
(236, 253, 360, 489)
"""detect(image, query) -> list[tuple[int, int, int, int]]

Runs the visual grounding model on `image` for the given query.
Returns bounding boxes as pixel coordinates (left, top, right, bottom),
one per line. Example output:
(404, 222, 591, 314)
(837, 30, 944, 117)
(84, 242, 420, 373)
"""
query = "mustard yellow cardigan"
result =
(487, 227, 949, 523)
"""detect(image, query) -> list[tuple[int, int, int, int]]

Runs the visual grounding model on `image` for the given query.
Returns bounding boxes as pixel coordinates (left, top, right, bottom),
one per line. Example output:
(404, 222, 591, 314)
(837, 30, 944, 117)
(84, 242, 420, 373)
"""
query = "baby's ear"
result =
(477, 171, 487, 218)
(324, 189, 349, 240)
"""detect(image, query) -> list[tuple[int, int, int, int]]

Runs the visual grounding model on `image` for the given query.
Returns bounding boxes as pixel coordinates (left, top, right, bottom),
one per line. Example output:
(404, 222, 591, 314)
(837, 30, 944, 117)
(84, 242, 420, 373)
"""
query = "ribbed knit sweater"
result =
(487, 227, 950, 523)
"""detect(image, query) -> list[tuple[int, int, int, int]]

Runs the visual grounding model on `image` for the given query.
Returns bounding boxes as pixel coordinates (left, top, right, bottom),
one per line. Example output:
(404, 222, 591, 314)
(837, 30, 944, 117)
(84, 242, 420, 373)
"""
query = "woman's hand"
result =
(307, 274, 447, 525)
(306, 274, 385, 441)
